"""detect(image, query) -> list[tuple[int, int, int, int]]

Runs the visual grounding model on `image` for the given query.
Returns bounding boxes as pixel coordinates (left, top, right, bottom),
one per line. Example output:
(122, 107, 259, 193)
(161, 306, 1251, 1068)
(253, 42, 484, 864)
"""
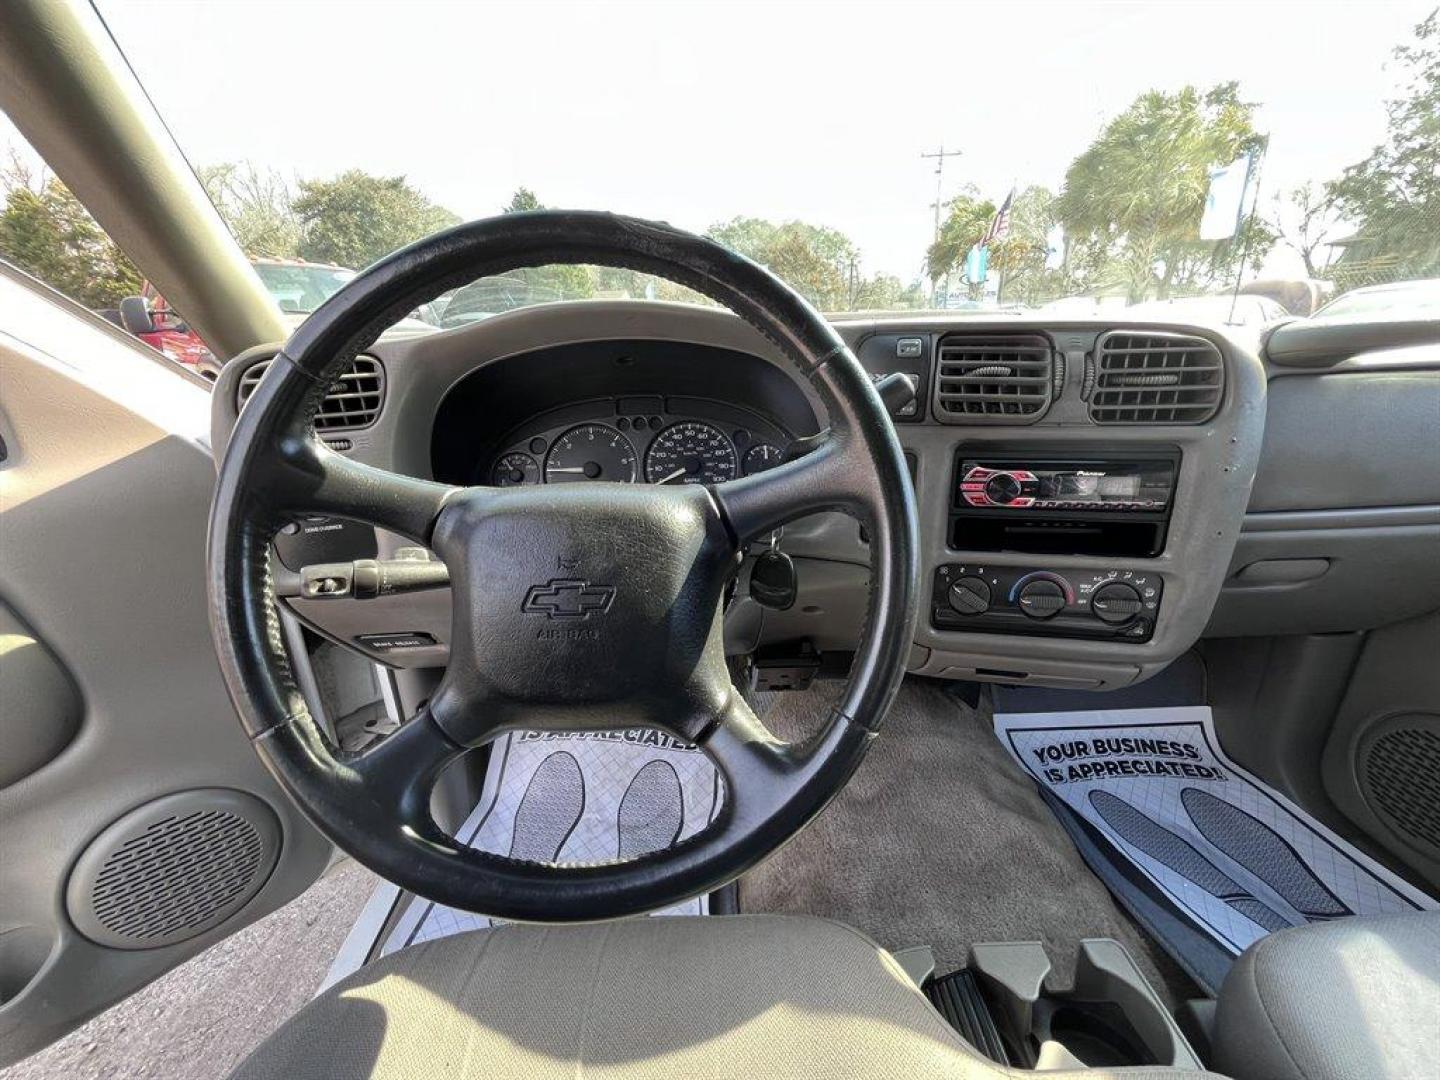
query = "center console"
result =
(933, 446, 1177, 643)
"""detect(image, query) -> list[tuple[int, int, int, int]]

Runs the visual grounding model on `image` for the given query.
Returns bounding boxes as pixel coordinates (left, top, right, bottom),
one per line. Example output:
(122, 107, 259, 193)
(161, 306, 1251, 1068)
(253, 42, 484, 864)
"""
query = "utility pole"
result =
(922, 145, 964, 244)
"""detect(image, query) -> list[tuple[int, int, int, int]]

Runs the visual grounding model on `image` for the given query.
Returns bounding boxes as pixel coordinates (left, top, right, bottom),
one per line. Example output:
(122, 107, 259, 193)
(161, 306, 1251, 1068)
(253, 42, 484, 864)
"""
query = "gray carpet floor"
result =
(741, 677, 1196, 1007)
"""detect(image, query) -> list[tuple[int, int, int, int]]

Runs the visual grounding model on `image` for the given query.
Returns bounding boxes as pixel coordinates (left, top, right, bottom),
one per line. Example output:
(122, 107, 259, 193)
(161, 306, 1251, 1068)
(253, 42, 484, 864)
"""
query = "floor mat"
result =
(381, 729, 723, 956)
(740, 679, 1198, 1007)
(994, 705, 1435, 959)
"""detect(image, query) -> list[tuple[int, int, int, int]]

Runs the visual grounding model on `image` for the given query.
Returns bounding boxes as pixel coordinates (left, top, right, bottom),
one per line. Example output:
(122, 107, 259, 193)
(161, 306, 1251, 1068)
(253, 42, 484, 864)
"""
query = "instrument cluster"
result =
(486, 404, 790, 488)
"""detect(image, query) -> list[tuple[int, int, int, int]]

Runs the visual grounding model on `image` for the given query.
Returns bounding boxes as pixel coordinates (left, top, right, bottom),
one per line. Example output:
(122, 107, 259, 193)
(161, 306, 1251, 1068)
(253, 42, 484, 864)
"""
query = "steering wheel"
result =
(208, 211, 919, 921)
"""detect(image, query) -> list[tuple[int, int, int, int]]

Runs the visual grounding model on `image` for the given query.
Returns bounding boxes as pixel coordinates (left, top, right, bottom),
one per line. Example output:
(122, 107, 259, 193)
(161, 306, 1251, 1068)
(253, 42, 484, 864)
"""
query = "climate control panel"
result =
(931, 564, 1162, 642)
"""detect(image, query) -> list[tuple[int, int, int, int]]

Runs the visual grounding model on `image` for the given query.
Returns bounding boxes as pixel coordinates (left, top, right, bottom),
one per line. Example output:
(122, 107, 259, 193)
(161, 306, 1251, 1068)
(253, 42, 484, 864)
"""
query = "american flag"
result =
(982, 188, 1014, 247)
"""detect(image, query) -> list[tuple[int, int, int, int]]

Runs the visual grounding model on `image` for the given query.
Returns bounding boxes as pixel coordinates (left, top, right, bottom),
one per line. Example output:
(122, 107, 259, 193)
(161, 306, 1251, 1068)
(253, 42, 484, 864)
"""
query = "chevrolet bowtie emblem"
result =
(521, 578, 616, 620)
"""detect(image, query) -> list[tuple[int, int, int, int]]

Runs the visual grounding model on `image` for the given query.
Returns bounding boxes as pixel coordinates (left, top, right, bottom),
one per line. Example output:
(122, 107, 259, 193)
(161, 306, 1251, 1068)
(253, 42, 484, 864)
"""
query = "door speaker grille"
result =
(1359, 715, 1440, 858)
(67, 790, 280, 950)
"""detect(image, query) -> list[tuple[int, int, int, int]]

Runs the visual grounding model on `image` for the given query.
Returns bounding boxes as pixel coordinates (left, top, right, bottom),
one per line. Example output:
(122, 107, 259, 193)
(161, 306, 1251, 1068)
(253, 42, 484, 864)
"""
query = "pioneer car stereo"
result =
(957, 457, 1176, 512)
(951, 447, 1181, 558)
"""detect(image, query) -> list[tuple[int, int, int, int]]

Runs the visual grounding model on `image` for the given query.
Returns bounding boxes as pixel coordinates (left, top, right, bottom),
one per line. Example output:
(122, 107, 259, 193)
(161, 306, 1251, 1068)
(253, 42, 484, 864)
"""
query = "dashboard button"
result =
(896, 337, 923, 358)
(355, 632, 437, 651)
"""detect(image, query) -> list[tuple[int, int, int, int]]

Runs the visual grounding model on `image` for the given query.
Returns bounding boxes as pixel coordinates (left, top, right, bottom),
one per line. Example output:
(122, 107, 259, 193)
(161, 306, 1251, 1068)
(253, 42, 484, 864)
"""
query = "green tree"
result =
(1326, 10, 1440, 286)
(503, 187, 543, 213)
(1268, 182, 1341, 278)
(0, 159, 142, 308)
(990, 186, 1060, 304)
(850, 273, 928, 311)
(708, 217, 859, 310)
(1056, 83, 1272, 301)
(708, 216, 912, 311)
(925, 188, 996, 295)
(1145, 213, 1276, 303)
(293, 170, 460, 269)
(199, 162, 300, 259)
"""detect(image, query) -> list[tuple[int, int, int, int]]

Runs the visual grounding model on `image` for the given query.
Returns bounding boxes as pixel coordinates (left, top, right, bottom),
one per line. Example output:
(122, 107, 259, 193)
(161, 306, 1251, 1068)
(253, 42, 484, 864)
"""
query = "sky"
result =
(5, 0, 1434, 282)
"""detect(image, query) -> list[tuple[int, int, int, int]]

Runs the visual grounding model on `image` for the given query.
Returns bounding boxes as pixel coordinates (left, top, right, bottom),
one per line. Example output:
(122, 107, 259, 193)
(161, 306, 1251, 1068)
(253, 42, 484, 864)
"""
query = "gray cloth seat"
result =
(231, 914, 1220, 1079)
(1214, 912, 1440, 1080)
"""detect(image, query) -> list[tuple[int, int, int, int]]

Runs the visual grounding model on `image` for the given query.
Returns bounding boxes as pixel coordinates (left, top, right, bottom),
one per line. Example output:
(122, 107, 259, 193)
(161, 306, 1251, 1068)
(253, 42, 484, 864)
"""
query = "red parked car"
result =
(119, 257, 360, 373)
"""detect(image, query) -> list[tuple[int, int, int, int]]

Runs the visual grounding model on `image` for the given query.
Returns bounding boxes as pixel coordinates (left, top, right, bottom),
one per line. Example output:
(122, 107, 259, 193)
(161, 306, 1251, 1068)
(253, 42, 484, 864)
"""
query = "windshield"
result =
(250, 262, 356, 315)
(3, 2, 1438, 330)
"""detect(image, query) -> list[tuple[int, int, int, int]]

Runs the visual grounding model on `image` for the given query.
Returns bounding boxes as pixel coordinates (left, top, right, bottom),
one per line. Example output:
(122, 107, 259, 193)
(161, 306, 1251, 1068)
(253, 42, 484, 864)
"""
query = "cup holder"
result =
(963, 938, 1203, 1071)
(1037, 1000, 1157, 1068)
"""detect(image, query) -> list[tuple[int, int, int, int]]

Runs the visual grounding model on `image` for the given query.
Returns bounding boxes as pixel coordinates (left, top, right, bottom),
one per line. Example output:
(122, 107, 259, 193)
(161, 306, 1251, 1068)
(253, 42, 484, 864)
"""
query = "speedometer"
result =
(644, 422, 737, 485)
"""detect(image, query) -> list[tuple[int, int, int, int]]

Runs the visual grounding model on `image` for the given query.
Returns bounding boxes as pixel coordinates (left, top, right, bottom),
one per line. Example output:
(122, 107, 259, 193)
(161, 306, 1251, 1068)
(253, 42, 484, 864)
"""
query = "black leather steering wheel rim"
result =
(208, 210, 919, 921)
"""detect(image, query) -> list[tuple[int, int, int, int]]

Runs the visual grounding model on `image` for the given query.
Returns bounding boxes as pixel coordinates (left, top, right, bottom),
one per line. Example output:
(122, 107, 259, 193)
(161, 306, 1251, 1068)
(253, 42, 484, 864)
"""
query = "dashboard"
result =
(212, 299, 1440, 693)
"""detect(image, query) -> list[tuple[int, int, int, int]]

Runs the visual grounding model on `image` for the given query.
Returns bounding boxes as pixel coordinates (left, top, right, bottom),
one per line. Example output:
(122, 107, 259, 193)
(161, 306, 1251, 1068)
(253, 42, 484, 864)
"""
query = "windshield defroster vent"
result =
(932, 334, 1056, 423)
(237, 355, 386, 431)
(1089, 331, 1223, 424)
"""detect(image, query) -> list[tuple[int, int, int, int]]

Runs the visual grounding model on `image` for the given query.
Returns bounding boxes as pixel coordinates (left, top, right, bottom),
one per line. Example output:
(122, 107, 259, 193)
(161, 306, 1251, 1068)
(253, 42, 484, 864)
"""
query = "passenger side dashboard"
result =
(1210, 338, 1440, 637)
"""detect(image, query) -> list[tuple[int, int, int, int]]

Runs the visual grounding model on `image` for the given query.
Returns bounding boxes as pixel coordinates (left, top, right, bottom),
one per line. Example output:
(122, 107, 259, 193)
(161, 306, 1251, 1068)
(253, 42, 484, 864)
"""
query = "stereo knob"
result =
(985, 473, 1024, 505)
(947, 576, 991, 615)
(1091, 581, 1143, 624)
(1017, 579, 1066, 619)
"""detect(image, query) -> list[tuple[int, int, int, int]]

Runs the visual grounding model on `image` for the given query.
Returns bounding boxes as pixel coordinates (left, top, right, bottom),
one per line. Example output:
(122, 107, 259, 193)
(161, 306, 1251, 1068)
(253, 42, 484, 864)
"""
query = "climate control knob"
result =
(1091, 581, 1143, 624)
(1017, 579, 1067, 619)
(985, 472, 1024, 505)
(947, 576, 992, 615)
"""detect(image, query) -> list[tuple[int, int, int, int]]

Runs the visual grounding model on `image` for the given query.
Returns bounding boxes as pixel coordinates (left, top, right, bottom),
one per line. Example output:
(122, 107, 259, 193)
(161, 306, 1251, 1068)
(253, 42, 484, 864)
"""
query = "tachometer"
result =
(644, 422, 737, 484)
(544, 424, 637, 483)
(490, 452, 539, 487)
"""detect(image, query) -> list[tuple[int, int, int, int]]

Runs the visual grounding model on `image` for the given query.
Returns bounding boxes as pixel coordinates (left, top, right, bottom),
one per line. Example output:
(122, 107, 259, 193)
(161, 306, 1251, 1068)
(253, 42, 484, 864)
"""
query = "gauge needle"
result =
(656, 468, 687, 484)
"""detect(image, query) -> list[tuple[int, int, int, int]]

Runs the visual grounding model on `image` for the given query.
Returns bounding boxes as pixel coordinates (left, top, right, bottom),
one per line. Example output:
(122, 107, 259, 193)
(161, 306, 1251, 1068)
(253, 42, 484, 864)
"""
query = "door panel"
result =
(0, 277, 330, 1065)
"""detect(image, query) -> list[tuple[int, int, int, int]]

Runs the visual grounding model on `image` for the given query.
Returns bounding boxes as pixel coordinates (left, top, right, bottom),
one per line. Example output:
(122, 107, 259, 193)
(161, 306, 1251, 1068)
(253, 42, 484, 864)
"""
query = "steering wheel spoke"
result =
(702, 694, 793, 812)
(275, 438, 462, 546)
(703, 690, 875, 844)
(710, 435, 870, 545)
(342, 708, 466, 839)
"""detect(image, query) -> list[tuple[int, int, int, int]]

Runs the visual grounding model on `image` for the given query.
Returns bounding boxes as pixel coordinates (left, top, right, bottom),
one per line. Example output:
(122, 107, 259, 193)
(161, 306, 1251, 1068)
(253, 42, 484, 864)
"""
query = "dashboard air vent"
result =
(933, 334, 1055, 423)
(1090, 331, 1223, 424)
(237, 355, 385, 431)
